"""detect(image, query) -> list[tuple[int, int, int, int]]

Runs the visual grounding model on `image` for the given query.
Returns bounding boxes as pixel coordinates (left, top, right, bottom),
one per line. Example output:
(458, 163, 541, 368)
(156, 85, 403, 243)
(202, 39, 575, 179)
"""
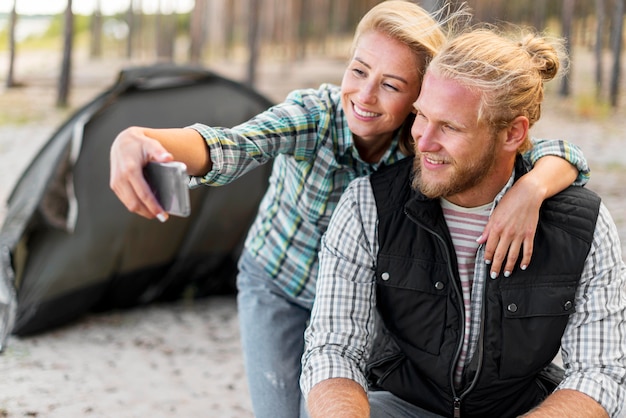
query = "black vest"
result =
(368, 157, 601, 418)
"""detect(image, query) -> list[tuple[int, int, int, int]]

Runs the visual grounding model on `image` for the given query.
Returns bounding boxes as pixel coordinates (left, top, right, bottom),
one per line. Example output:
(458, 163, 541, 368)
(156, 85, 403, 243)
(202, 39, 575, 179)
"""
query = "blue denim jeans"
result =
(237, 250, 312, 418)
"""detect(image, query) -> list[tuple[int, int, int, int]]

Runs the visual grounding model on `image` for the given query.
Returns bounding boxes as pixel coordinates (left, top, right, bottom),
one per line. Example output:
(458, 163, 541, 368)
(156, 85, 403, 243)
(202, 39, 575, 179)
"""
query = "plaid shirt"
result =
(189, 83, 591, 302)
(300, 173, 626, 417)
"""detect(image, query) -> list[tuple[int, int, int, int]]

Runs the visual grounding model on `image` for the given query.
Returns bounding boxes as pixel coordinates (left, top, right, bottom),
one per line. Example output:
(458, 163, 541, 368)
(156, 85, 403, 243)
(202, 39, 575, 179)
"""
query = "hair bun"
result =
(519, 33, 563, 81)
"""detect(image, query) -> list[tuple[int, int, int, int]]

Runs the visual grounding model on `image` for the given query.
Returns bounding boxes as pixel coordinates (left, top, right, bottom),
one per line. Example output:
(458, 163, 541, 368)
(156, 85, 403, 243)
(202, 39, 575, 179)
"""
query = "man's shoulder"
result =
(369, 158, 414, 211)
(542, 186, 602, 243)
(545, 186, 601, 210)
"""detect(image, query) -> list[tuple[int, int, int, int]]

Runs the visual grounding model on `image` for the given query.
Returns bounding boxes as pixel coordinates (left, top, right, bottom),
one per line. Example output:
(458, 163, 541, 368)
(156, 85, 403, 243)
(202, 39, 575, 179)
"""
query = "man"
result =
(300, 29, 626, 418)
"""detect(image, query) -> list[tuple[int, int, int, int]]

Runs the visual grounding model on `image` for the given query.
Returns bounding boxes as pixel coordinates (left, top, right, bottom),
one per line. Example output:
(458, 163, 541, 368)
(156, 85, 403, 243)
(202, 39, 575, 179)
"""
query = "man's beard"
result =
(411, 139, 498, 199)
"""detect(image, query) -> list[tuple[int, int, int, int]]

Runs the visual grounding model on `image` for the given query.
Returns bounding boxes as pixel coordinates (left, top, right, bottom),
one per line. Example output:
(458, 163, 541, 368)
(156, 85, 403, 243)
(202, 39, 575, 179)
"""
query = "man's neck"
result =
(445, 164, 516, 208)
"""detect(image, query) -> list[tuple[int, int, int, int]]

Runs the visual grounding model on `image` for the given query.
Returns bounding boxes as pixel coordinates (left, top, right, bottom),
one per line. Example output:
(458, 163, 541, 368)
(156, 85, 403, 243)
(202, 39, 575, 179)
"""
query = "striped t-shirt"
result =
(441, 198, 491, 388)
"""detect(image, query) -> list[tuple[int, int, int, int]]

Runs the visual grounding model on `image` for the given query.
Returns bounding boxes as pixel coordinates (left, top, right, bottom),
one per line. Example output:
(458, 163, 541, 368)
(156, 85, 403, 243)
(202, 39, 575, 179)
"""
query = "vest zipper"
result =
(405, 209, 488, 418)
(453, 397, 462, 417)
(404, 210, 468, 416)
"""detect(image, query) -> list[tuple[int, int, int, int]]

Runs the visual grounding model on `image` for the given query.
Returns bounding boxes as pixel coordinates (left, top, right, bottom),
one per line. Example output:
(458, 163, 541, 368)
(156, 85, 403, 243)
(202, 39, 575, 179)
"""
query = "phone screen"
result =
(143, 161, 191, 217)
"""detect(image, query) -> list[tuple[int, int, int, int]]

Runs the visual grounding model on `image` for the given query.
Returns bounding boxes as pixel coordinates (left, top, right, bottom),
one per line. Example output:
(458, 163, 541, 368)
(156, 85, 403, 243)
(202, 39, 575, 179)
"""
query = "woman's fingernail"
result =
(485, 259, 492, 265)
(156, 212, 168, 223)
(490, 271, 498, 279)
(521, 264, 528, 271)
(504, 271, 511, 278)
(476, 234, 483, 243)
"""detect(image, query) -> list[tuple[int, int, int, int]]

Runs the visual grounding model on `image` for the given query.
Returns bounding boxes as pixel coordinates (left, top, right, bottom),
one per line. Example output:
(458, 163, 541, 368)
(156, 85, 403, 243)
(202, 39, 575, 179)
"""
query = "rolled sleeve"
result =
(187, 123, 264, 186)
(186, 85, 339, 188)
(526, 137, 591, 185)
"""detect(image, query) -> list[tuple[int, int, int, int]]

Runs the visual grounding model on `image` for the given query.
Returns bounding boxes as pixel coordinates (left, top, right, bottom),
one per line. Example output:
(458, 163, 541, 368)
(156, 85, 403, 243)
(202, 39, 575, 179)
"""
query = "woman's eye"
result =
(383, 82, 399, 92)
(352, 68, 365, 77)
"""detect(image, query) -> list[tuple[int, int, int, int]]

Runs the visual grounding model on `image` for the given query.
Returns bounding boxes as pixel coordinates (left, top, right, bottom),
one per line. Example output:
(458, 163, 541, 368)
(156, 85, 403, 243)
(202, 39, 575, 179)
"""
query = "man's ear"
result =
(503, 116, 529, 151)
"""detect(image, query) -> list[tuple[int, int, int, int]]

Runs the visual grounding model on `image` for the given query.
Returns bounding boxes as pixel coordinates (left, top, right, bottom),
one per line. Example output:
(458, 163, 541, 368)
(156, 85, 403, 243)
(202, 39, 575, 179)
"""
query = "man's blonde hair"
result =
(428, 28, 567, 152)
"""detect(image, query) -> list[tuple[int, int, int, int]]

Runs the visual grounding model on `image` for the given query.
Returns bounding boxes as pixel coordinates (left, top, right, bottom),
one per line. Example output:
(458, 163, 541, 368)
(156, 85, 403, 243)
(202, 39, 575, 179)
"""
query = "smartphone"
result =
(143, 161, 191, 218)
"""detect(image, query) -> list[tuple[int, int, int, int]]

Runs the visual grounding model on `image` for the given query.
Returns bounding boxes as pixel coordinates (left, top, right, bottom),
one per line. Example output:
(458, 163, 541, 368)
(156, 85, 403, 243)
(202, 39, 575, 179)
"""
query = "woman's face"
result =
(341, 30, 422, 160)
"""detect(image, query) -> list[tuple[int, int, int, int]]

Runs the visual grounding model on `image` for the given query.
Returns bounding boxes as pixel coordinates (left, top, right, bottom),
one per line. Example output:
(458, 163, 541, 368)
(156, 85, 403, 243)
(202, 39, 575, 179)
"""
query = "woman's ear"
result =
(503, 116, 529, 151)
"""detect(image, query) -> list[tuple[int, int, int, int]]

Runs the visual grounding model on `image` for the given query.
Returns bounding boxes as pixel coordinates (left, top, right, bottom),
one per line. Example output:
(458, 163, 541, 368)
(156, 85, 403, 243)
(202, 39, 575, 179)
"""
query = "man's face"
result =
(410, 72, 502, 207)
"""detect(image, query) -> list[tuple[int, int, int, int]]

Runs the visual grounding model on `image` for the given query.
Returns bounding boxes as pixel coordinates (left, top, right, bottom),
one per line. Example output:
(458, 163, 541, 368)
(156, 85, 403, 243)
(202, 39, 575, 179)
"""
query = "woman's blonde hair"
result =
(428, 28, 567, 152)
(351, 0, 467, 155)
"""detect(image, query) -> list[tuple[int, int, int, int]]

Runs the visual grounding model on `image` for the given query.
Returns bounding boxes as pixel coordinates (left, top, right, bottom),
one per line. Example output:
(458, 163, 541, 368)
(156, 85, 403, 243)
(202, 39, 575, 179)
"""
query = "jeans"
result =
(369, 391, 446, 418)
(237, 250, 312, 418)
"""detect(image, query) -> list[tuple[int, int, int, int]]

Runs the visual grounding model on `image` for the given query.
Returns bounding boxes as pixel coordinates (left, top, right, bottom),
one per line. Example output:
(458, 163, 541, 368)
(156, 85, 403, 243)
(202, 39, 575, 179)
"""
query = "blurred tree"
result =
(533, 0, 547, 29)
(189, 0, 207, 63)
(610, 0, 624, 106)
(224, 0, 237, 59)
(560, 0, 575, 97)
(595, 0, 606, 100)
(126, 0, 136, 59)
(5, 0, 18, 88)
(57, 0, 74, 107)
(90, 0, 103, 58)
(156, 0, 176, 61)
(247, 0, 261, 86)
(332, 0, 350, 34)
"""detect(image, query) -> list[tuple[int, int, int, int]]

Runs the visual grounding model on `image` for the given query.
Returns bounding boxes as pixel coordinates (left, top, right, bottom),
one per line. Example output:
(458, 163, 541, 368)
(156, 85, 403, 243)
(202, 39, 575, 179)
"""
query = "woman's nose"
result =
(357, 81, 377, 104)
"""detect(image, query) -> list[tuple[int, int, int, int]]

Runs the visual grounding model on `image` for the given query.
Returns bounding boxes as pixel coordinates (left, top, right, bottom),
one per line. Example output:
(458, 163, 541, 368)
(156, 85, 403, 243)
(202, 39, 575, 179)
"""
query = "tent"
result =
(0, 65, 274, 348)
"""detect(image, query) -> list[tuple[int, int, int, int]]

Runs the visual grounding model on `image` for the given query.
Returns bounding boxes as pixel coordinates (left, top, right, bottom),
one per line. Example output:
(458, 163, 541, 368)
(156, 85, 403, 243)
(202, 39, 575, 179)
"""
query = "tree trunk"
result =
(595, 0, 606, 100)
(90, 0, 103, 58)
(156, 0, 176, 62)
(610, 0, 624, 107)
(533, 0, 547, 30)
(222, 0, 236, 60)
(6, 0, 18, 88)
(189, 0, 207, 64)
(296, 0, 307, 59)
(246, 0, 261, 87)
(126, 0, 134, 59)
(332, 0, 351, 34)
(57, 0, 74, 108)
(560, 0, 575, 97)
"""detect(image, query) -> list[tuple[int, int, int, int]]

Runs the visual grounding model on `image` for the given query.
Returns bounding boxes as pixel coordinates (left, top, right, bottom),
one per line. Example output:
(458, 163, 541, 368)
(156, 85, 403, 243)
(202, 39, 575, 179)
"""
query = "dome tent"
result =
(0, 65, 274, 347)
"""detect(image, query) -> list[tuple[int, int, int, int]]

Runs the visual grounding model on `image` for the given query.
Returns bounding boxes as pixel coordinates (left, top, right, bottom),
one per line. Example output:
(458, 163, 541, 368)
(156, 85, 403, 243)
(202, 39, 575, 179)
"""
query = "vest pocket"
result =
(376, 255, 449, 355)
(498, 282, 577, 379)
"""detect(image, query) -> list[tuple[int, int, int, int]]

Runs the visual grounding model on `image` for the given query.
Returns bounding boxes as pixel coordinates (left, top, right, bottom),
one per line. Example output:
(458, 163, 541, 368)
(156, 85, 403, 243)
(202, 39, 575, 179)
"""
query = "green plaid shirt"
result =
(189, 83, 589, 302)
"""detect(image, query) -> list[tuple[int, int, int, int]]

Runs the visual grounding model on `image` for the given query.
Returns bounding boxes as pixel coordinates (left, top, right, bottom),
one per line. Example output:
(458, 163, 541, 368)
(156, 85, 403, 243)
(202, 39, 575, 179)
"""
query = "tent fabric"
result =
(0, 64, 274, 347)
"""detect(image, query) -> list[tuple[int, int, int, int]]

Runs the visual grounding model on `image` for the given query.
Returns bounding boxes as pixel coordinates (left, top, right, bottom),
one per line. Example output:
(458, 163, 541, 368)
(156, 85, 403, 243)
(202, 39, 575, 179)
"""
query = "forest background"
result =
(0, 0, 626, 417)
(2, 0, 626, 108)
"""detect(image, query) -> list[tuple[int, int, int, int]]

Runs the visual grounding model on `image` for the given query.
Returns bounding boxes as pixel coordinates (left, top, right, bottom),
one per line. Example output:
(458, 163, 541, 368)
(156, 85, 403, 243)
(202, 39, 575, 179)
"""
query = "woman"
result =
(109, 2, 589, 417)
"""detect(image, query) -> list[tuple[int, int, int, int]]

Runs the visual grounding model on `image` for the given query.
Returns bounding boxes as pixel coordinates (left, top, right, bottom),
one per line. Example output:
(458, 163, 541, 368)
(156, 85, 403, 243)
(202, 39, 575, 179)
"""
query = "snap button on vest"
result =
(507, 303, 518, 313)
(434, 281, 445, 290)
(381, 272, 390, 281)
(563, 300, 573, 311)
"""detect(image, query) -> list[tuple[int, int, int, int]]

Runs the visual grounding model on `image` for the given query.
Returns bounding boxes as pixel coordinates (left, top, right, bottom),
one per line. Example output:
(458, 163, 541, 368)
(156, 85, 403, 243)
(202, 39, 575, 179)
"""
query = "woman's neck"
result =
(353, 134, 392, 164)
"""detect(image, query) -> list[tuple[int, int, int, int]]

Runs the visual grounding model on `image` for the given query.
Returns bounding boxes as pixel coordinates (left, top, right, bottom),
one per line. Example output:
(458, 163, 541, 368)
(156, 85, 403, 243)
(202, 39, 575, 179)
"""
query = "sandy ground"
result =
(0, 46, 625, 417)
